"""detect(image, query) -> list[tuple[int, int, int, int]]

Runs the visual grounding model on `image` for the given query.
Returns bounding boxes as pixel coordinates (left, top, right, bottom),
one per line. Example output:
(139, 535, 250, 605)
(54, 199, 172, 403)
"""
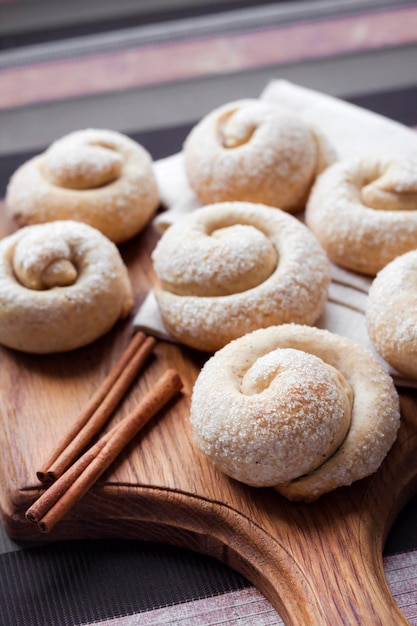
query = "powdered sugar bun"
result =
(5, 129, 160, 243)
(190, 324, 400, 502)
(152, 202, 330, 352)
(305, 155, 417, 276)
(0, 220, 134, 353)
(366, 249, 417, 379)
(184, 99, 336, 212)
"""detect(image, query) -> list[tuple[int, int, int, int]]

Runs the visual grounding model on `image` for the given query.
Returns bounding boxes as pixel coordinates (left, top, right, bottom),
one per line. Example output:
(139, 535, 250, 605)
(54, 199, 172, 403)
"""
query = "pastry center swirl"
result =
(361, 158, 417, 211)
(156, 223, 278, 297)
(13, 232, 78, 290)
(218, 108, 257, 148)
(217, 102, 279, 149)
(43, 141, 123, 190)
(240, 348, 353, 480)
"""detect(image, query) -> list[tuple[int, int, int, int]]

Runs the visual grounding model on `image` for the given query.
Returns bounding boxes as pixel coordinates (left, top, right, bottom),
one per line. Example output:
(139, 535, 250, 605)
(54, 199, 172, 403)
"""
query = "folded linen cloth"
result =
(134, 80, 417, 387)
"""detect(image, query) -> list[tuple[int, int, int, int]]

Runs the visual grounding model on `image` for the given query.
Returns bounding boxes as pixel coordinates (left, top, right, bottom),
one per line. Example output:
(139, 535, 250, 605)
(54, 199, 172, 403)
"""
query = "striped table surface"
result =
(1, 1, 417, 624)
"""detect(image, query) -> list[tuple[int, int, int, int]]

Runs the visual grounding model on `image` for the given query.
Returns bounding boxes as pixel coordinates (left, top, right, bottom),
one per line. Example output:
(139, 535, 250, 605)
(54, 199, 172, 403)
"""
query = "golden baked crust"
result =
(190, 324, 400, 501)
(0, 220, 133, 353)
(152, 202, 330, 352)
(5, 128, 160, 243)
(367, 249, 417, 379)
(305, 155, 417, 275)
(183, 99, 335, 212)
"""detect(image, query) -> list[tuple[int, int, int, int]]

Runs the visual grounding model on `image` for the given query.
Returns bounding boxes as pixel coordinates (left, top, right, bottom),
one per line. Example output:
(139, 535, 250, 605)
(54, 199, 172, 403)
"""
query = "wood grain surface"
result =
(0, 204, 416, 625)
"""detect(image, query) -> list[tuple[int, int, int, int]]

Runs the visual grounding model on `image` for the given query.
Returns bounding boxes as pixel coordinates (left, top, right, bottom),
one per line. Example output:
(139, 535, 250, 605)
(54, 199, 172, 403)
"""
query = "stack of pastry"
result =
(151, 98, 338, 352)
(2, 128, 160, 352)
(305, 155, 417, 378)
(149, 98, 415, 500)
(2, 99, 412, 502)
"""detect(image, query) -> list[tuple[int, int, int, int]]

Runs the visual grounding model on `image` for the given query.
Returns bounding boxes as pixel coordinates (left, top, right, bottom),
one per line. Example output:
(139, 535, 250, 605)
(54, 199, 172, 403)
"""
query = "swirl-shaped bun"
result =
(5, 129, 160, 243)
(184, 99, 336, 212)
(305, 155, 417, 275)
(152, 202, 330, 352)
(190, 324, 400, 502)
(0, 220, 134, 353)
(366, 249, 417, 379)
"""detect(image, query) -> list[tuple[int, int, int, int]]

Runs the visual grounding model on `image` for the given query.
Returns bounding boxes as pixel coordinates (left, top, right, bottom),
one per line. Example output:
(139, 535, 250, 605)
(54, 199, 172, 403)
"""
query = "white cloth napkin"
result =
(134, 80, 417, 387)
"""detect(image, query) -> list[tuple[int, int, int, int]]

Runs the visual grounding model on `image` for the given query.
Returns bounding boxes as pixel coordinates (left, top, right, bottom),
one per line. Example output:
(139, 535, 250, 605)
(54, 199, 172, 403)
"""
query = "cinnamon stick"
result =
(37, 332, 156, 483)
(26, 368, 183, 533)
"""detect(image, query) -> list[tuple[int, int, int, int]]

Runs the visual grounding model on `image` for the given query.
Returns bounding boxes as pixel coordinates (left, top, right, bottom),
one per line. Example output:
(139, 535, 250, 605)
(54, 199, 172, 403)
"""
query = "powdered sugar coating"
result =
(5, 128, 160, 243)
(366, 249, 417, 378)
(305, 155, 417, 276)
(0, 220, 133, 353)
(190, 324, 400, 501)
(184, 99, 336, 213)
(152, 202, 330, 352)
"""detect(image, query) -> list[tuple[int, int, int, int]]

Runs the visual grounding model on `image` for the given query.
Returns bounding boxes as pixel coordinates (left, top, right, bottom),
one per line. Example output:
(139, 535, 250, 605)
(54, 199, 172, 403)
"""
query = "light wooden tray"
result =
(0, 212, 416, 625)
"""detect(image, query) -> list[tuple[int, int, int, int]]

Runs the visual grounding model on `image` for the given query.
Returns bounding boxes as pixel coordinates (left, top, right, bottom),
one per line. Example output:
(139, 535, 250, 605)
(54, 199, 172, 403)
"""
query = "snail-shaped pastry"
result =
(0, 220, 133, 353)
(366, 249, 417, 379)
(5, 128, 159, 243)
(190, 324, 400, 502)
(183, 99, 336, 212)
(305, 155, 417, 275)
(152, 202, 330, 352)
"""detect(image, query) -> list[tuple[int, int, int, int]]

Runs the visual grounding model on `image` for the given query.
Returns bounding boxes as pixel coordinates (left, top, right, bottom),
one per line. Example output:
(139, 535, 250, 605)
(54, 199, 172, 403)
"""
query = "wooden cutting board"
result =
(0, 208, 416, 625)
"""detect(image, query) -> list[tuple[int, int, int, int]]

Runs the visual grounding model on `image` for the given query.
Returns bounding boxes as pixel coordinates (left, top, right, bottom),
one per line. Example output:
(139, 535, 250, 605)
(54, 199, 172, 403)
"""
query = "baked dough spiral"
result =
(305, 155, 417, 275)
(5, 128, 160, 243)
(183, 99, 336, 212)
(152, 202, 330, 352)
(366, 249, 417, 379)
(190, 324, 400, 502)
(0, 220, 134, 354)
